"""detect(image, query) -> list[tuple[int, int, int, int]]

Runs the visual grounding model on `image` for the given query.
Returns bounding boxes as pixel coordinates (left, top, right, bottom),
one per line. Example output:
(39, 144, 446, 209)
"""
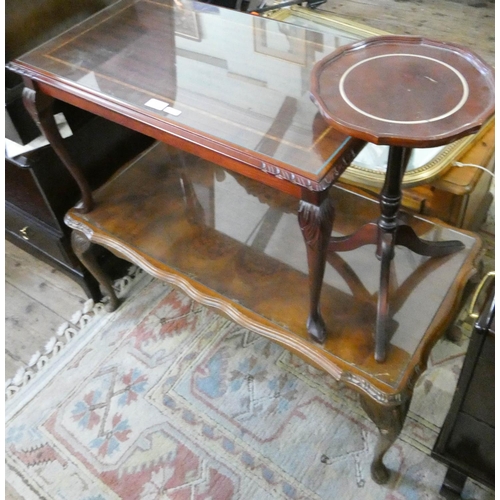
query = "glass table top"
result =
(11, 0, 370, 183)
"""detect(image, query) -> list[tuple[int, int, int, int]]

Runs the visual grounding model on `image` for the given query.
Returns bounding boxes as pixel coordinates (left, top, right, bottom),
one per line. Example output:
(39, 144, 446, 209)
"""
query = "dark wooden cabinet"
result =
(5, 116, 154, 299)
(5, 0, 118, 145)
(5, 0, 155, 299)
(432, 279, 495, 498)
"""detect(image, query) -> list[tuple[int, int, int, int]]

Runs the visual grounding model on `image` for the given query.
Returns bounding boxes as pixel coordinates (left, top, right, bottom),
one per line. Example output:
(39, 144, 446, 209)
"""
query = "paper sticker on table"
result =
(165, 107, 182, 116)
(144, 98, 169, 111)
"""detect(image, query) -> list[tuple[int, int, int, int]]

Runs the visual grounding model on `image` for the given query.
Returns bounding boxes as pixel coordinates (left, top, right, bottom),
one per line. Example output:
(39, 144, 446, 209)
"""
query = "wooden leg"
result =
(370, 146, 409, 361)
(327, 146, 464, 362)
(22, 78, 94, 213)
(71, 230, 120, 312)
(329, 221, 379, 252)
(439, 468, 467, 500)
(375, 231, 395, 362)
(360, 394, 411, 485)
(329, 215, 464, 258)
(395, 224, 464, 256)
(298, 195, 334, 343)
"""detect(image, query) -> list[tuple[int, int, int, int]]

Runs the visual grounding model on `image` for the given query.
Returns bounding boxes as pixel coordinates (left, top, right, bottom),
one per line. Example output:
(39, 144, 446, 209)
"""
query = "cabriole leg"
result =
(71, 230, 120, 312)
(22, 78, 94, 213)
(298, 195, 335, 343)
(360, 394, 411, 485)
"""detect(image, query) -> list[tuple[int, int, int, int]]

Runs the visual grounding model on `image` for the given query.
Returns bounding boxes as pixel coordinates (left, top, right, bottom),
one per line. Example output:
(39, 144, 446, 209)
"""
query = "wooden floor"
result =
(5, 241, 87, 380)
(320, 0, 494, 66)
(3, 1, 495, 498)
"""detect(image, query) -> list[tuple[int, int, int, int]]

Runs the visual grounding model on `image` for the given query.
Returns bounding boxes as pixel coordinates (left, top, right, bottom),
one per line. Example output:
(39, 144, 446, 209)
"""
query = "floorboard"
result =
(320, 0, 494, 66)
(5, 242, 87, 319)
(5, 241, 87, 380)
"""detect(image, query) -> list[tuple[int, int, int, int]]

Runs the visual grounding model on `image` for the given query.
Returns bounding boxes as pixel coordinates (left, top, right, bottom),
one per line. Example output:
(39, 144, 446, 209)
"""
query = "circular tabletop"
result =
(310, 36, 495, 147)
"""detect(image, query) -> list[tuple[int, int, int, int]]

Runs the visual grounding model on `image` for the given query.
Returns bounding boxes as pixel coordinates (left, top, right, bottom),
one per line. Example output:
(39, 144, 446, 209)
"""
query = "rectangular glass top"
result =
(10, 0, 365, 183)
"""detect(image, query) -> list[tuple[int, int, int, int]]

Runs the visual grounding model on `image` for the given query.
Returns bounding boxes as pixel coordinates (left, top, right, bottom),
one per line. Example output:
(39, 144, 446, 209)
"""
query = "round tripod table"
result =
(310, 35, 495, 362)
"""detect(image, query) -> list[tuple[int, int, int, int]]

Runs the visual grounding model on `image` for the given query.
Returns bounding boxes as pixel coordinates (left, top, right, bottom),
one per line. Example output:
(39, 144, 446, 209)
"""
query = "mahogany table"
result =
(8, 1, 483, 485)
(310, 35, 495, 362)
(10, 0, 368, 345)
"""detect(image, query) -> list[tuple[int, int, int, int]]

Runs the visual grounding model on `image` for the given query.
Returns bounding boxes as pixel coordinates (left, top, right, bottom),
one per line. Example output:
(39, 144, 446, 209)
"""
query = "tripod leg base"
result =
(329, 222, 378, 252)
(395, 224, 465, 257)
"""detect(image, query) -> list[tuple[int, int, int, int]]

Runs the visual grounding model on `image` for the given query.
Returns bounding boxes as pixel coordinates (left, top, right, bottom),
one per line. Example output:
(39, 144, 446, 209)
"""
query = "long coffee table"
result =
(8, 0, 482, 485)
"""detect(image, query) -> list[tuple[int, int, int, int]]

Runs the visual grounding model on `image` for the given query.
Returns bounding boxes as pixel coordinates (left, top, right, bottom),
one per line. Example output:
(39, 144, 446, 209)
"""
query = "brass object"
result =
(468, 271, 495, 319)
(19, 226, 30, 240)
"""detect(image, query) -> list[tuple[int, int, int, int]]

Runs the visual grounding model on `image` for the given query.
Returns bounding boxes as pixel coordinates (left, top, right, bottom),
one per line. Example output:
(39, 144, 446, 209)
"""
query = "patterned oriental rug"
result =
(5, 255, 494, 499)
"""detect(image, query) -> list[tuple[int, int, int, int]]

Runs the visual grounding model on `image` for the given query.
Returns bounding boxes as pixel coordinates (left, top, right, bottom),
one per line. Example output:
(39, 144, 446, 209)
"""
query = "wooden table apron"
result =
(7, 3, 481, 485)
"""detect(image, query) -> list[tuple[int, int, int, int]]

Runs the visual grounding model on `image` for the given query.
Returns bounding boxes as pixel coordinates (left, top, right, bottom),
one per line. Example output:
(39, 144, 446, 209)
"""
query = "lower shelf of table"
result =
(65, 142, 481, 401)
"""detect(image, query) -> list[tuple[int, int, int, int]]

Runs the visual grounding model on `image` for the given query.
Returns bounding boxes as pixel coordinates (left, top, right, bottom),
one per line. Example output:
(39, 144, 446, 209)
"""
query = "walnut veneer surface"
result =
(66, 142, 480, 400)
